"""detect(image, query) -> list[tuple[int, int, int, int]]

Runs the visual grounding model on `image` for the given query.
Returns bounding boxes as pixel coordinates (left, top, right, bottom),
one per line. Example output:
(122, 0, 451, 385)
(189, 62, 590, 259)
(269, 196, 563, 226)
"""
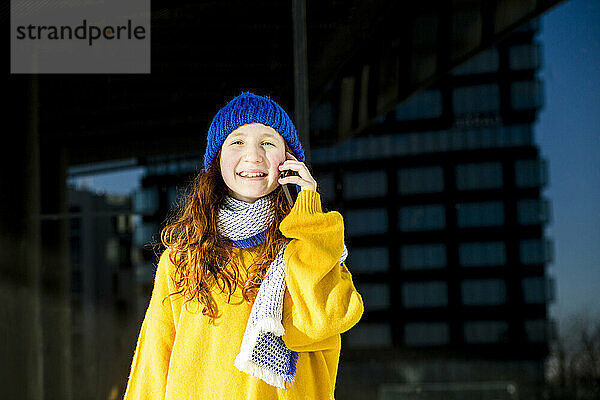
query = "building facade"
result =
(131, 20, 554, 400)
(68, 188, 135, 399)
(309, 20, 554, 400)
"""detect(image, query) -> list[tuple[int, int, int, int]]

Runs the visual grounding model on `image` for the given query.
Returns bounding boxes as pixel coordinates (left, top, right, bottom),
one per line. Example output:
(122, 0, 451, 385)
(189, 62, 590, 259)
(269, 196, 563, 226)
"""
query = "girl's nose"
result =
(243, 145, 264, 162)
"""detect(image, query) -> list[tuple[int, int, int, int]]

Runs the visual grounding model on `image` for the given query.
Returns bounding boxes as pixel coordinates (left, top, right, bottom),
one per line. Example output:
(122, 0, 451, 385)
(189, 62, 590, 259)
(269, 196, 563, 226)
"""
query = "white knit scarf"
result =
(217, 191, 347, 388)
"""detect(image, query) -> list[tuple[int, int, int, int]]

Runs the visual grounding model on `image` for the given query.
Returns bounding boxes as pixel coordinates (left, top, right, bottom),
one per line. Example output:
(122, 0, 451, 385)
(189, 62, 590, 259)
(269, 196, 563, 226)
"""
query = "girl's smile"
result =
(219, 123, 286, 203)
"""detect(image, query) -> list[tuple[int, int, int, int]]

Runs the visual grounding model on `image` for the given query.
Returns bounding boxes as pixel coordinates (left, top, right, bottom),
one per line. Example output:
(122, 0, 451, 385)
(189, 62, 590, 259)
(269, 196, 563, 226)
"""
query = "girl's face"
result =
(219, 123, 287, 203)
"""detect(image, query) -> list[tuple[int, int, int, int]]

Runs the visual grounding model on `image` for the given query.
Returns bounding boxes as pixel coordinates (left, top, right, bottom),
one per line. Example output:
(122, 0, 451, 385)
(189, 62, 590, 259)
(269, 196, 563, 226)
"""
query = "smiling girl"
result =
(123, 91, 364, 399)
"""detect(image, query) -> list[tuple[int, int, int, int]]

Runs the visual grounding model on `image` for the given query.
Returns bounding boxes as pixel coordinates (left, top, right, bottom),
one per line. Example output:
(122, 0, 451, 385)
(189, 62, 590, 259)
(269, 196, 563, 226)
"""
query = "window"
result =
(509, 43, 542, 71)
(464, 321, 509, 344)
(515, 159, 548, 188)
(525, 319, 549, 343)
(520, 238, 553, 265)
(310, 101, 334, 131)
(455, 162, 503, 190)
(345, 208, 388, 236)
(461, 279, 507, 306)
(346, 323, 392, 348)
(458, 241, 506, 267)
(401, 243, 446, 269)
(316, 172, 336, 202)
(504, 124, 534, 147)
(456, 201, 504, 228)
(358, 283, 390, 311)
(395, 90, 443, 120)
(453, 84, 500, 114)
(404, 322, 450, 346)
(403, 281, 448, 308)
(522, 277, 549, 304)
(343, 170, 387, 199)
(511, 80, 544, 110)
(106, 238, 119, 264)
(399, 204, 446, 231)
(167, 186, 179, 209)
(133, 187, 159, 214)
(517, 198, 551, 225)
(348, 247, 389, 273)
(133, 222, 159, 247)
(398, 166, 444, 194)
(452, 47, 499, 75)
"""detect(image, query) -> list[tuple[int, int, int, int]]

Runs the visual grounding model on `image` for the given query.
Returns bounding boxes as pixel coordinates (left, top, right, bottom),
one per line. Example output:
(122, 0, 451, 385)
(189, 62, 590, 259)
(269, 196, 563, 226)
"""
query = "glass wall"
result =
(458, 241, 507, 267)
(402, 281, 448, 308)
(455, 162, 503, 190)
(343, 170, 387, 199)
(345, 208, 388, 235)
(401, 243, 447, 270)
(349, 246, 389, 273)
(461, 279, 507, 306)
(398, 166, 444, 194)
(456, 201, 504, 227)
(404, 322, 450, 346)
(399, 204, 446, 231)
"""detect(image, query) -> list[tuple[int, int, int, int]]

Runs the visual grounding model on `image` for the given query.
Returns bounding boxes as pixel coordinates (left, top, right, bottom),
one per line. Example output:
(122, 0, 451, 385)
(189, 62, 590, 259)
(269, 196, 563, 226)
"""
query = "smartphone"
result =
(281, 169, 299, 207)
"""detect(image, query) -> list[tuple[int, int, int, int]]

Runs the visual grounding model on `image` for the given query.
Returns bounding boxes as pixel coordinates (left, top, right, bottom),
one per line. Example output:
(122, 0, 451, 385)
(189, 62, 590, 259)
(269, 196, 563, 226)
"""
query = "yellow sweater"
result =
(123, 190, 364, 399)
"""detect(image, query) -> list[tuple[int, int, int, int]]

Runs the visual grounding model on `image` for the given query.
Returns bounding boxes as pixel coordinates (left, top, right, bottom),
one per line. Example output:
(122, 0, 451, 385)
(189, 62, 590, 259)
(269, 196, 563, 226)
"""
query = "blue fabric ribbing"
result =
(203, 92, 305, 171)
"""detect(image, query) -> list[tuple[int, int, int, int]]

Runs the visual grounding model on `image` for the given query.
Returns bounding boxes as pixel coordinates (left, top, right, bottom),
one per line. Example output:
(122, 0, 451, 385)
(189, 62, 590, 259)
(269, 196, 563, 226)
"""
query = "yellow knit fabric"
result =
(123, 190, 364, 399)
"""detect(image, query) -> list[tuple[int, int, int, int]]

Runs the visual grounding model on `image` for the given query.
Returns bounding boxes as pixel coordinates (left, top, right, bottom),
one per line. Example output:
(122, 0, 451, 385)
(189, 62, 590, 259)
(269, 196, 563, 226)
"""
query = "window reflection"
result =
(458, 241, 507, 267)
(404, 322, 450, 346)
(345, 323, 392, 348)
(350, 247, 389, 273)
(358, 283, 390, 311)
(456, 201, 504, 228)
(395, 90, 443, 120)
(345, 208, 388, 236)
(343, 170, 387, 199)
(402, 281, 448, 308)
(453, 84, 500, 114)
(515, 158, 548, 188)
(398, 166, 444, 194)
(455, 162, 503, 190)
(464, 321, 509, 344)
(519, 238, 553, 265)
(399, 204, 446, 231)
(461, 279, 507, 306)
(401, 243, 447, 269)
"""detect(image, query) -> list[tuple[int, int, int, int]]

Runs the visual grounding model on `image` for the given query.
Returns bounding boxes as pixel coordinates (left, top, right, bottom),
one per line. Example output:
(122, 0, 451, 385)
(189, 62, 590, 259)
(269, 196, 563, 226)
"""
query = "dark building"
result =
(132, 19, 554, 400)
(309, 20, 554, 400)
(67, 188, 135, 399)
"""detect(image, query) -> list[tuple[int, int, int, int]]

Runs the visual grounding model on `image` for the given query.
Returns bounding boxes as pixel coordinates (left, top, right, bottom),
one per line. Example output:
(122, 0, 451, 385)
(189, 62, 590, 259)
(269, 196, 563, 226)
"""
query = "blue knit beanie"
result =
(203, 91, 306, 171)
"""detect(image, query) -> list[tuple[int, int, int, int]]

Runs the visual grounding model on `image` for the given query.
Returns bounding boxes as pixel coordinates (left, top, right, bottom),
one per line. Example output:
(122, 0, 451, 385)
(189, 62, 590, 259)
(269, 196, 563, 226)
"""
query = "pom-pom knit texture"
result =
(203, 91, 306, 171)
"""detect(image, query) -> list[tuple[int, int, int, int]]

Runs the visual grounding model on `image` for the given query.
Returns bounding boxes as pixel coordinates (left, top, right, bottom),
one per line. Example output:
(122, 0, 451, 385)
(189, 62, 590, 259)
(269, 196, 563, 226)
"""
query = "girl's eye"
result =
(262, 141, 275, 146)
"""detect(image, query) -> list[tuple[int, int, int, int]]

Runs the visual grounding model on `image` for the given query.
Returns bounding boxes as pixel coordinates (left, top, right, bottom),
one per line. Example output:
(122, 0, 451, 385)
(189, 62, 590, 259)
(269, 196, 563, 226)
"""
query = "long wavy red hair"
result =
(160, 145, 295, 324)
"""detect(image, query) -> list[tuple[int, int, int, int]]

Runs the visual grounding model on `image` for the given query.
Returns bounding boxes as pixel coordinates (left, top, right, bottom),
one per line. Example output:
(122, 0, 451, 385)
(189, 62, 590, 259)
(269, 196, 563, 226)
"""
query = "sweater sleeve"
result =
(279, 190, 364, 352)
(123, 251, 177, 400)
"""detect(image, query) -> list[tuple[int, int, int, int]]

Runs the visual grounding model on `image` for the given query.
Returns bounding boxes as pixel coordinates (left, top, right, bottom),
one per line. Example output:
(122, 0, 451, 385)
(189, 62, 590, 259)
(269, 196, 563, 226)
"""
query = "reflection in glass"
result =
(399, 204, 446, 231)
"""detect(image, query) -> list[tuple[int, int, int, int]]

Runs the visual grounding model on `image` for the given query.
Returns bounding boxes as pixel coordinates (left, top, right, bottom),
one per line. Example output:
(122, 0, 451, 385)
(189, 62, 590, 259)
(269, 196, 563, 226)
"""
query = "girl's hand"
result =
(278, 152, 317, 192)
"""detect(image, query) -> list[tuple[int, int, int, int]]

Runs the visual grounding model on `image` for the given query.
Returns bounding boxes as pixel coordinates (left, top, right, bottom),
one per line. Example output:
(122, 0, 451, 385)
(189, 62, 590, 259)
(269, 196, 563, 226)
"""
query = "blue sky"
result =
(74, 0, 599, 328)
(537, 0, 600, 326)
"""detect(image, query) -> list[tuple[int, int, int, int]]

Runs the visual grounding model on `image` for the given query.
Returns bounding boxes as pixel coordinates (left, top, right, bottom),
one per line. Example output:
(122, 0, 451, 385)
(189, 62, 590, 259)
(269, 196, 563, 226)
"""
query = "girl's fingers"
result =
(278, 175, 304, 184)
(279, 152, 317, 191)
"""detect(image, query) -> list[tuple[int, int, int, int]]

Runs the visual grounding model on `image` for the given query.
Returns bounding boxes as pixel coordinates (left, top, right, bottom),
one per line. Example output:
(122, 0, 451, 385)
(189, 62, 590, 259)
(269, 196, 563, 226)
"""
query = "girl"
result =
(124, 91, 364, 399)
